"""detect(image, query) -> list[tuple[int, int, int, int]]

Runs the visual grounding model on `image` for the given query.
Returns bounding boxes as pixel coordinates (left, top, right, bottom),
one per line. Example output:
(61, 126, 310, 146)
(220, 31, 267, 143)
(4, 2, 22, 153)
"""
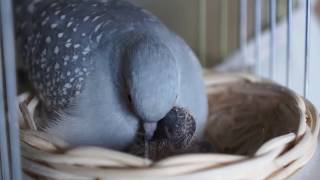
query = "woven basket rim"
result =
(19, 73, 320, 180)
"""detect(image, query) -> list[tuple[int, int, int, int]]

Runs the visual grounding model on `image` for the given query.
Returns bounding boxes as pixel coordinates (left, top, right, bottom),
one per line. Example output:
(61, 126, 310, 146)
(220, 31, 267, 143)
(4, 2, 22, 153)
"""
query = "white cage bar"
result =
(254, 0, 262, 74)
(304, 0, 311, 98)
(269, 0, 276, 79)
(0, 0, 22, 179)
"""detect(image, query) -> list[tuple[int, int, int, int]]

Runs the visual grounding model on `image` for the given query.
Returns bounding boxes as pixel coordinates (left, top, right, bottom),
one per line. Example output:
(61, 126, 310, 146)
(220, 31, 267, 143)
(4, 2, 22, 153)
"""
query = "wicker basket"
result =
(19, 73, 319, 180)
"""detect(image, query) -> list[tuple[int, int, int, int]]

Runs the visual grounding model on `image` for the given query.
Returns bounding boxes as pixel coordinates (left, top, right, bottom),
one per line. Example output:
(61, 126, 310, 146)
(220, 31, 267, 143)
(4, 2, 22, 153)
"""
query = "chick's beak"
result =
(144, 122, 158, 140)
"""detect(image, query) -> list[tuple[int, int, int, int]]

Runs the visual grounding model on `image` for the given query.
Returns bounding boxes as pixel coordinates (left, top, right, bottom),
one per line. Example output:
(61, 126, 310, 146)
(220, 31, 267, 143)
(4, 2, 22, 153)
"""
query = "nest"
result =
(19, 73, 319, 180)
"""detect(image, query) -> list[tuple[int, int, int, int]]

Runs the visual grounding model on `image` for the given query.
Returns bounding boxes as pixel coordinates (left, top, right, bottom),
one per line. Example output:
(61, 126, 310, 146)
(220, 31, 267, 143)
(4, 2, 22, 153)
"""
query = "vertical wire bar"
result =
(255, 0, 262, 75)
(0, 48, 11, 180)
(304, 0, 311, 97)
(198, 0, 207, 66)
(0, 0, 22, 178)
(269, 0, 276, 79)
(240, 0, 247, 65)
(220, 0, 229, 58)
(286, 0, 292, 86)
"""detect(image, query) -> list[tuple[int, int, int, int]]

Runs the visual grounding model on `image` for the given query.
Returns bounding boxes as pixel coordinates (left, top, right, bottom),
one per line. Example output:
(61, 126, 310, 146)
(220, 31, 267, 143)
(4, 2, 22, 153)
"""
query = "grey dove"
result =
(15, 0, 208, 150)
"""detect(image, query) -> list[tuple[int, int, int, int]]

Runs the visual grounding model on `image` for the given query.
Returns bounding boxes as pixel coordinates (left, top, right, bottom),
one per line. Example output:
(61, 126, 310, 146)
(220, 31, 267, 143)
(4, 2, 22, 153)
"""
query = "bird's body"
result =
(15, 0, 208, 150)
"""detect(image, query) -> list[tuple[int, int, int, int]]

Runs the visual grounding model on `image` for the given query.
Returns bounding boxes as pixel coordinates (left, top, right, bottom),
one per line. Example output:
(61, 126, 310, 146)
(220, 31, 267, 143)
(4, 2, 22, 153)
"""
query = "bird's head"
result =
(125, 36, 179, 140)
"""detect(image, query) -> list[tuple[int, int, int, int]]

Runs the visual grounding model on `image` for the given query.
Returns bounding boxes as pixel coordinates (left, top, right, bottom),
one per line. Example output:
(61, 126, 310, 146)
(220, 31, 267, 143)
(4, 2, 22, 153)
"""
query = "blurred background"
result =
(131, 0, 299, 67)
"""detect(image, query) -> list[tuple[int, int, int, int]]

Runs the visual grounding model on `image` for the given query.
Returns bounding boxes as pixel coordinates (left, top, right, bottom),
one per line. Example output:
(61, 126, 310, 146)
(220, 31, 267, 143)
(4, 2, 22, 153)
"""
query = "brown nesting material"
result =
(206, 81, 301, 156)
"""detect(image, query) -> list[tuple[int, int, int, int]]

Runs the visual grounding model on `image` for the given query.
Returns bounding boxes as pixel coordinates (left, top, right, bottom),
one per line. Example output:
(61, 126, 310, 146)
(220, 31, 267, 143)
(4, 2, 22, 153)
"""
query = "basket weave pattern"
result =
(19, 73, 319, 180)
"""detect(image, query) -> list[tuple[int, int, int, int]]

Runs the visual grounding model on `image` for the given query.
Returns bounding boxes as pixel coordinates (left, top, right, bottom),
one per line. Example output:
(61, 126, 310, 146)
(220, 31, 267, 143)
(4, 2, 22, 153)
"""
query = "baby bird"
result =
(128, 107, 214, 161)
(15, 0, 208, 150)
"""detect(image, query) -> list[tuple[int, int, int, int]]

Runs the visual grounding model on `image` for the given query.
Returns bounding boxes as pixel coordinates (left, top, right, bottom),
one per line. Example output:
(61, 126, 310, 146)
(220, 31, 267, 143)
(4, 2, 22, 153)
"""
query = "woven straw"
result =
(19, 73, 319, 180)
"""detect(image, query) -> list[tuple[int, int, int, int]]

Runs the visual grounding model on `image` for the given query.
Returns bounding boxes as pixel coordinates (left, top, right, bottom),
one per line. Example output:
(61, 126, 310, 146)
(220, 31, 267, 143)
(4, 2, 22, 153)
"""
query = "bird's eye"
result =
(128, 94, 132, 102)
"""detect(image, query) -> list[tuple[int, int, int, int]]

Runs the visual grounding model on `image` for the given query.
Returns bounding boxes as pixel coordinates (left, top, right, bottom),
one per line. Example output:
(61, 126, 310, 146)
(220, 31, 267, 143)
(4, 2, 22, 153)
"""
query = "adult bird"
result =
(15, 0, 208, 150)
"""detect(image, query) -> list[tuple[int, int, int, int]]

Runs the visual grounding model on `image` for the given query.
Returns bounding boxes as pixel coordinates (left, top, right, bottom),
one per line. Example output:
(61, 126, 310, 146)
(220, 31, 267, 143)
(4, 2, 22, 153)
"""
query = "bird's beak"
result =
(144, 122, 158, 140)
